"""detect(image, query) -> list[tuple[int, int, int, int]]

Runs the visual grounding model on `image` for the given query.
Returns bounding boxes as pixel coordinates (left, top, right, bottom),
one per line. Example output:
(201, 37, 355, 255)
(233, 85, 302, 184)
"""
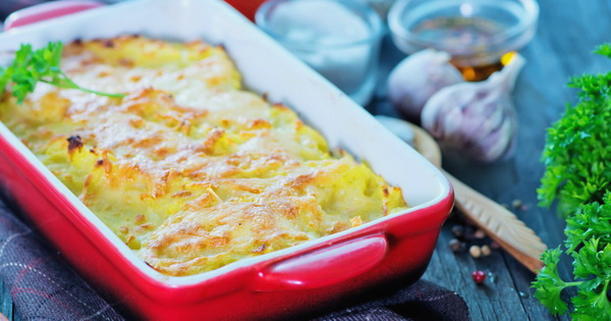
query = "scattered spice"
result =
(474, 229, 486, 239)
(469, 245, 482, 258)
(463, 226, 477, 240)
(449, 238, 464, 252)
(451, 225, 464, 238)
(481, 245, 492, 256)
(471, 270, 486, 285)
(448, 218, 501, 259)
(511, 199, 523, 209)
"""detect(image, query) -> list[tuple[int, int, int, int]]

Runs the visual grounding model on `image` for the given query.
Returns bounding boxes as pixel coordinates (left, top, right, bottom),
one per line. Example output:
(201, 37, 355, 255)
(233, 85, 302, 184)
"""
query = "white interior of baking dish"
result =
(0, 0, 451, 286)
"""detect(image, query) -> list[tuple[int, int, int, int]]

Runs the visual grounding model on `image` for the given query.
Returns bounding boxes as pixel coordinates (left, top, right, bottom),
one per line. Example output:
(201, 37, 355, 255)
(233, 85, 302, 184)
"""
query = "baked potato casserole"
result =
(0, 36, 407, 276)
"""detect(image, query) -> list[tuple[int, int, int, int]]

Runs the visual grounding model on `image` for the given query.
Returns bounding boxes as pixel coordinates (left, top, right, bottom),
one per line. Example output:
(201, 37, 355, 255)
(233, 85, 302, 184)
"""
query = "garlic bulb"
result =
(388, 49, 464, 119)
(421, 54, 525, 162)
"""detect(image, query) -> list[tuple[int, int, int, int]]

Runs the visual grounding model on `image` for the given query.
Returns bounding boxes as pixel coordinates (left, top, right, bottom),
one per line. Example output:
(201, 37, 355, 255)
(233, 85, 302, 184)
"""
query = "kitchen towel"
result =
(0, 194, 469, 321)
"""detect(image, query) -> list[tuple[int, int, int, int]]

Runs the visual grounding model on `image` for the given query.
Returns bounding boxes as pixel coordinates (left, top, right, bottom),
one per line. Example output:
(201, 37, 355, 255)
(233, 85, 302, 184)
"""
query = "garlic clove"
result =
(420, 54, 525, 162)
(388, 49, 464, 120)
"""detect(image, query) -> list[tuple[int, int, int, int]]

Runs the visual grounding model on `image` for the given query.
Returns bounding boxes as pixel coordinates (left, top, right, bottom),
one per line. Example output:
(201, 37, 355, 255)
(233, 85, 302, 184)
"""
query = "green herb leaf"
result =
(572, 276, 610, 321)
(0, 42, 125, 103)
(536, 45, 610, 215)
(565, 194, 611, 253)
(594, 43, 611, 58)
(533, 44, 611, 321)
(532, 248, 570, 315)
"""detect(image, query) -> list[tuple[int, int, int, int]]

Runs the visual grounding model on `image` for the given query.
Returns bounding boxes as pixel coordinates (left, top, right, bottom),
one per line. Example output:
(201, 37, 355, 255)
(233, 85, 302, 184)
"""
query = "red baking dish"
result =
(0, 0, 454, 320)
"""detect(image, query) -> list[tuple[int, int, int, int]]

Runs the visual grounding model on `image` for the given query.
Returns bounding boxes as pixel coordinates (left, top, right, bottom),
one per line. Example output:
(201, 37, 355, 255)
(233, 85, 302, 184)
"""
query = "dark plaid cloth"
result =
(312, 281, 469, 321)
(0, 196, 468, 321)
(0, 197, 124, 321)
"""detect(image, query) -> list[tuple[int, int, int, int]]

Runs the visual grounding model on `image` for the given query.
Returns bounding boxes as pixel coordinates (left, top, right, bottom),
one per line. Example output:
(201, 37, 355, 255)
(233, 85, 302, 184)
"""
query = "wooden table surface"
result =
(1, 0, 610, 320)
(369, 1, 610, 320)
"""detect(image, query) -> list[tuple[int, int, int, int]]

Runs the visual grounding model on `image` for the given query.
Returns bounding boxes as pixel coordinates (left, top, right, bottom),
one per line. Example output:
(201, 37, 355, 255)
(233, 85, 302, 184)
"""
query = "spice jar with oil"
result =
(387, 0, 538, 162)
(388, 0, 538, 82)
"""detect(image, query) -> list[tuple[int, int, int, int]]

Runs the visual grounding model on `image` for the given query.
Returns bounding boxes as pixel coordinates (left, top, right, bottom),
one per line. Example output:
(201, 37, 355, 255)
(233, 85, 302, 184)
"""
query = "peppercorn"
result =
(464, 226, 476, 240)
(481, 245, 492, 256)
(449, 238, 464, 252)
(469, 245, 482, 258)
(471, 270, 486, 284)
(451, 225, 464, 238)
(474, 229, 486, 239)
(512, 199, 523, 209)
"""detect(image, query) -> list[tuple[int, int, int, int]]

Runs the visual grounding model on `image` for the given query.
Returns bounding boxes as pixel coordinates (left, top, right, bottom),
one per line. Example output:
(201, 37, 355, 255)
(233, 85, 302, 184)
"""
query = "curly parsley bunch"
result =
(532, 44, 611, 321)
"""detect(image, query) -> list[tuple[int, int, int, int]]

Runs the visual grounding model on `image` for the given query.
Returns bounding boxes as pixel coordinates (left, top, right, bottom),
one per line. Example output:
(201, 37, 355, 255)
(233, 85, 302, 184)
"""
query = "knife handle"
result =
(444, 171, 546, 273)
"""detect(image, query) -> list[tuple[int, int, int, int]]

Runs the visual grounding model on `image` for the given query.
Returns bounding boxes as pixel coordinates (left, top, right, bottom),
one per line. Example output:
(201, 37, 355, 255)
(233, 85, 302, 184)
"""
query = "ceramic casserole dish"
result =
(0, 0, 454, 320)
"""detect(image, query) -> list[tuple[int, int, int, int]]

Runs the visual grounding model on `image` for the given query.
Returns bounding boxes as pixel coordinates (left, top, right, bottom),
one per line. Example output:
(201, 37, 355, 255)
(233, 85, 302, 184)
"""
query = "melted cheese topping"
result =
(0, 36, 407, 276)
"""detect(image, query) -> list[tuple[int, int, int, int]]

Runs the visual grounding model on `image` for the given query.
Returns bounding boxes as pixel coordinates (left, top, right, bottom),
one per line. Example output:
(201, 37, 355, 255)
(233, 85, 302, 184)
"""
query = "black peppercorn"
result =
(451, 225, 464, 238)
(449, 238, 464, 252)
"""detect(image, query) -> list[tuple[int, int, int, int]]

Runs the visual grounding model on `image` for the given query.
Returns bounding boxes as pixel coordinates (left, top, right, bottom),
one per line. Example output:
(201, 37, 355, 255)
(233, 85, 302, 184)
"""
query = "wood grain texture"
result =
(448, 173, 546, 273)
(370, 0, 610, 320)
(409, 122, 546, 273)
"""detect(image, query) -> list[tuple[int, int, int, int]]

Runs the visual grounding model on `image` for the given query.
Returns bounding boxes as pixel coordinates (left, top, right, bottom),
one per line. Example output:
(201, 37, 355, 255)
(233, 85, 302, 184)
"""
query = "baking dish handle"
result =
(253, 233, 387, 292)
(3, 0, 104, 31)
(2, 1, 261, 31)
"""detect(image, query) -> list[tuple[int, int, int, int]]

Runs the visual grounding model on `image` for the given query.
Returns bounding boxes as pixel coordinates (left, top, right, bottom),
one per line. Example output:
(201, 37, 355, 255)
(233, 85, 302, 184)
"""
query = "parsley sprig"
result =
(532, 44, 611, 321)
(0, 42, 125, 103)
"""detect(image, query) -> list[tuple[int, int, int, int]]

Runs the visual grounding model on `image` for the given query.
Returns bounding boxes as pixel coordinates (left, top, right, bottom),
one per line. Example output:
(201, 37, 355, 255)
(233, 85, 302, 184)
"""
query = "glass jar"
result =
(256, 0, 384, 105)
(388, 0, 538, 81)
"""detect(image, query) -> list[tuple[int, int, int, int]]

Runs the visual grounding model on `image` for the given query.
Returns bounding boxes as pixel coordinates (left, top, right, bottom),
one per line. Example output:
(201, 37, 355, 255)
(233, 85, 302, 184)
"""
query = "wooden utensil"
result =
(409, 123, 547, 273)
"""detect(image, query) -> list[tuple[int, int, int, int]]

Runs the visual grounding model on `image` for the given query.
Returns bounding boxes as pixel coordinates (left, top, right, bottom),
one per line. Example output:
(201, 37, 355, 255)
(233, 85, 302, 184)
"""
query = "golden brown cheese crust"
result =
(0, 36, 407, 276)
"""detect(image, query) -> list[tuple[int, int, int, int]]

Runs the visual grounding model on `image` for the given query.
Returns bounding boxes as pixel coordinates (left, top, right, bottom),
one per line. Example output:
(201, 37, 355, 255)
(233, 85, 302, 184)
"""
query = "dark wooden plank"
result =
(370, 1, 610, 320)
(422, 223, 532, 321)
(491, 11, 587, 319)
(497, 2, 610, 321)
